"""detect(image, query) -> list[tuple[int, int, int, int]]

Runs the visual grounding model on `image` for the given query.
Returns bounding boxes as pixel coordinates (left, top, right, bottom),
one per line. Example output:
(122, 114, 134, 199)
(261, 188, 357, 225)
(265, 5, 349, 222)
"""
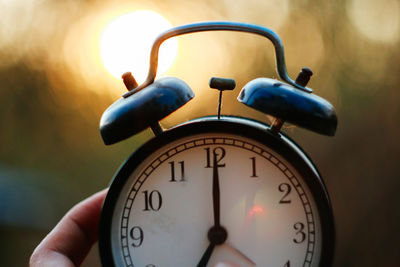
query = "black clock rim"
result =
(98, 116, 335, 267)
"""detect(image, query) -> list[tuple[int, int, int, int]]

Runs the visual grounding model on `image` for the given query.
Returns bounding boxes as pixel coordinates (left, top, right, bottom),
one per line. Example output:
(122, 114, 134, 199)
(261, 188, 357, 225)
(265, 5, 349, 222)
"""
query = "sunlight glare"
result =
(100, 11, 177, 82)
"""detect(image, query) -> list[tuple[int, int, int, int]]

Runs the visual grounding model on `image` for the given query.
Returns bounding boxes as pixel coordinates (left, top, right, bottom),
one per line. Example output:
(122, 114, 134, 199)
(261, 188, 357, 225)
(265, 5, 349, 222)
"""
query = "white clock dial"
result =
(109, 133, 322, 267)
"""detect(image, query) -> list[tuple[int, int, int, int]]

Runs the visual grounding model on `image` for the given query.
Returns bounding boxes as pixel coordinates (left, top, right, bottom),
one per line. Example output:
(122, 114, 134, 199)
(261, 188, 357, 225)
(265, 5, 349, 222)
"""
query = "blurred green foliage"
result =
(1, 0, 399, 266)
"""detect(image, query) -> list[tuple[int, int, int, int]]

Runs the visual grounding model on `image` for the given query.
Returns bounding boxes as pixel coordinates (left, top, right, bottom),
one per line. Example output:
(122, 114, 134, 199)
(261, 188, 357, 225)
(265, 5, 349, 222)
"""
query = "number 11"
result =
(169, 161, 185, 182)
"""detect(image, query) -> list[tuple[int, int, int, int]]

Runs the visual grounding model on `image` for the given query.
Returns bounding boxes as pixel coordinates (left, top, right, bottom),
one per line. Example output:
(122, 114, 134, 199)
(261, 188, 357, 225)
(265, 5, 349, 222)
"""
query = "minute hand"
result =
(212, 155, 221, 226)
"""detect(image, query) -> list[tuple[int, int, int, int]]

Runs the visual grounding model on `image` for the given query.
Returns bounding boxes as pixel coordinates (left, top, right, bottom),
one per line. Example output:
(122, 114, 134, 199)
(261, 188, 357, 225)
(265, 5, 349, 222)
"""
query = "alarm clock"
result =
(98, 21, 337, 267)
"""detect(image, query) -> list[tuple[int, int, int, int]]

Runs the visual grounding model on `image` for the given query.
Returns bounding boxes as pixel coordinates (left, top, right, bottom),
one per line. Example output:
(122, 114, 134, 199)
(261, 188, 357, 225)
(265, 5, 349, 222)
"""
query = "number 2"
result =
(278, 183, 292, 204)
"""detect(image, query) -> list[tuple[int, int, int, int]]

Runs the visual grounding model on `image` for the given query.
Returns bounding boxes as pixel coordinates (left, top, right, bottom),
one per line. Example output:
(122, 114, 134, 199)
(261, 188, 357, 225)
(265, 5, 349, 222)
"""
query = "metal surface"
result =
(209, 77, 236, 91)
(269, 67, 313, 134)
(238, 78, 337, 136)
(100, 77, 194, 145)
(122, 72, 138, 91)
(209, 77, 236, 119)
(123, 21, 312, 98)
(295, 67, 313, 87)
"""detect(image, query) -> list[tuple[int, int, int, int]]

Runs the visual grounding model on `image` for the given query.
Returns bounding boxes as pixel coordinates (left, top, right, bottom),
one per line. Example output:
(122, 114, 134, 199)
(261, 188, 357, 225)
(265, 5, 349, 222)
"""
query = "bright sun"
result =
(100, 10, 177, 82)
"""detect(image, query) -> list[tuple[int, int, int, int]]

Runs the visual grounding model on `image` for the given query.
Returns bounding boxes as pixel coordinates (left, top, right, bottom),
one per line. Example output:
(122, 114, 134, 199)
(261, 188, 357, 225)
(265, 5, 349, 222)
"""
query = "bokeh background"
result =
(1, 0, 399, 266)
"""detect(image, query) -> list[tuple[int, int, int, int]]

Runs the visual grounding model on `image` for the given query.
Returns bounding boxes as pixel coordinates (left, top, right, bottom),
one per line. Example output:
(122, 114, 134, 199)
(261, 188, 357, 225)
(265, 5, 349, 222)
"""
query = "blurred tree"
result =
(0, 0, 399, 266)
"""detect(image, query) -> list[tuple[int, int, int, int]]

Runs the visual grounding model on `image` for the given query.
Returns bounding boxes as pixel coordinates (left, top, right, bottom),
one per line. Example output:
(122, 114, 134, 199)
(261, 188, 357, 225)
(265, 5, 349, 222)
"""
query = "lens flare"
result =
(248, 205, 266, 216)
(100, 10, 177, 82)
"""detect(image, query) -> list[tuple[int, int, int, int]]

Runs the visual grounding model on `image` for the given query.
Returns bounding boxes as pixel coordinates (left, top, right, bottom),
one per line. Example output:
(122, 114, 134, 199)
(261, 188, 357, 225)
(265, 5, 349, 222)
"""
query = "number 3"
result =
(293, 222, 306, 244)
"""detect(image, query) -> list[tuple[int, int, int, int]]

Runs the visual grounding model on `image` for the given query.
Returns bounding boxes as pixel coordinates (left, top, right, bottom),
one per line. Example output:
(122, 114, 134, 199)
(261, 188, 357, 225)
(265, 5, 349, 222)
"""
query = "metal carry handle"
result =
(123, 21, 312, 98)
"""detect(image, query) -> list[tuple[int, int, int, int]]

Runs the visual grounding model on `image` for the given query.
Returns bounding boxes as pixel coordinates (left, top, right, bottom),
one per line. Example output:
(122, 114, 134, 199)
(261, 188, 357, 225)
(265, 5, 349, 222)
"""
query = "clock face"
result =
(100, 118, 333, 267)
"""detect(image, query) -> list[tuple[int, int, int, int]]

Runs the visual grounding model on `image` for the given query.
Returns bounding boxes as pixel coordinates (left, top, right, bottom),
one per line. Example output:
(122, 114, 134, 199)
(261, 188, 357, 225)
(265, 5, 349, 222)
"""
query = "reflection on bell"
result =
(238, 77, 337, 136)
(100, 77, 194, 145)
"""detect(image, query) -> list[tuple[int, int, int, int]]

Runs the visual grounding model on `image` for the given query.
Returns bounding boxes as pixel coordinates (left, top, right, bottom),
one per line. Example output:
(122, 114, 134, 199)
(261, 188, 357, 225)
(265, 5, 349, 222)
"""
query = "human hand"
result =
(30, 189, 108, 267)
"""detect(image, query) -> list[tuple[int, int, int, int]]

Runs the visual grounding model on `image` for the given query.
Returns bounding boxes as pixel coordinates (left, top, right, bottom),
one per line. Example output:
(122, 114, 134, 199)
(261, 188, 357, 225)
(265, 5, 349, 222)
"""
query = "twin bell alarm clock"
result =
(97, 21, 337, 267)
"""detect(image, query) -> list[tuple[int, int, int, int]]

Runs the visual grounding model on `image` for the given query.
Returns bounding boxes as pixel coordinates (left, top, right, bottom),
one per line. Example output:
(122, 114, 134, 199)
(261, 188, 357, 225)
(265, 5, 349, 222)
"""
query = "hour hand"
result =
(196, 226, 228, 267)
(197, 243, 216, 267)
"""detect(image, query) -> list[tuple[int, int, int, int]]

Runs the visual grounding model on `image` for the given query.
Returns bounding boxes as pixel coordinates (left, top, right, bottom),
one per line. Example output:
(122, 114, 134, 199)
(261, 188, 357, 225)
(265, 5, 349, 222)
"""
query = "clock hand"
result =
(197, 154, 228, 267)
(197, 242, 216, 267)
(212, 154, 220, 226)
(197, 226, 228, 267)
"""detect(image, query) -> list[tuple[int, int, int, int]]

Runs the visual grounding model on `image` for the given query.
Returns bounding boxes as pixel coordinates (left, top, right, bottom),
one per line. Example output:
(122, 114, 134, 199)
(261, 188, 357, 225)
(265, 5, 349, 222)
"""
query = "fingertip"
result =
(30, 189, 109, 267)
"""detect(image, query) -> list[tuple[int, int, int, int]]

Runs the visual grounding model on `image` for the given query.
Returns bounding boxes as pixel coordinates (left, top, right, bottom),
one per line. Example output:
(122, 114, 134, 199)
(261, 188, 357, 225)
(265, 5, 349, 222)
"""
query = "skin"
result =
(29, 188, 239, 267)
(29, 189, 108, 267)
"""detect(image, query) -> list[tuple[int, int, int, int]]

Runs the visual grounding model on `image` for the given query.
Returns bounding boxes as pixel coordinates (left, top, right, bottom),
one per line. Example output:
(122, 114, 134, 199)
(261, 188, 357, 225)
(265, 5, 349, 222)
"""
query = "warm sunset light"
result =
(100, 10, 177, 82)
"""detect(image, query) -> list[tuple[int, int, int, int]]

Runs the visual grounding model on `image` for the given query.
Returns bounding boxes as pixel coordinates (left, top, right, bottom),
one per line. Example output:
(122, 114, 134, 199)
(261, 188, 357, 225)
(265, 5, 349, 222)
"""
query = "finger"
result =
(30, 189, 108, 267)
(214, 262, 241, 267)
(225, 242, 255, 265)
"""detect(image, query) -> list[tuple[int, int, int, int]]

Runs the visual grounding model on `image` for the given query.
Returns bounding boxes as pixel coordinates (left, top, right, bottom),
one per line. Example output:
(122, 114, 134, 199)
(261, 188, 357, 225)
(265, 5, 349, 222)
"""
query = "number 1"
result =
(250, 157, 258, 177)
